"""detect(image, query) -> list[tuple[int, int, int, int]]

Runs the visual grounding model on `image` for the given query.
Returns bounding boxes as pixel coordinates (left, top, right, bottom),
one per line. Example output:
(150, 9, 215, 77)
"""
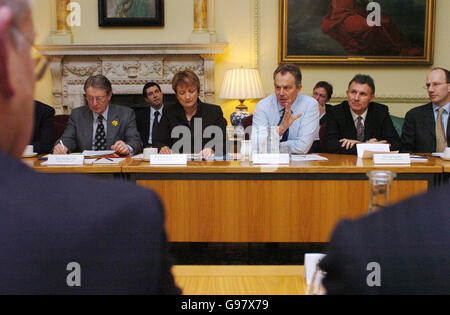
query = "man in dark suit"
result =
(319, 184, 450, 294)
(53, 75, 143, 155)
(31, 100, 55, 154)
(0, 0, 179, 294)
(309, 81, 333, 153)
(134, 82, 164, 148)
(401, 68, 450, 153)
(324, 74, 401, 155)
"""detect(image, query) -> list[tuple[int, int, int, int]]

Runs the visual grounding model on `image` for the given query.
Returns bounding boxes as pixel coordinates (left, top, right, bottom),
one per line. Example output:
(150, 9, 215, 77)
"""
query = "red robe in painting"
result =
(321, 0, 423, 56)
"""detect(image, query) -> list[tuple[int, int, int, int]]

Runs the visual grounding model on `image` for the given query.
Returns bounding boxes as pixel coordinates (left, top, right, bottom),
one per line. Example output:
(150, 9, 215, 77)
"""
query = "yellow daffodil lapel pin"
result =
(112, 120, 119, 127)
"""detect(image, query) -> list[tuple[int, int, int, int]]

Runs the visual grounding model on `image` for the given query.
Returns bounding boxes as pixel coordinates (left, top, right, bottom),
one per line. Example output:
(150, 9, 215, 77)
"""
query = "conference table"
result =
(27, 154, 445, 243)
(173, 265, 306, 295)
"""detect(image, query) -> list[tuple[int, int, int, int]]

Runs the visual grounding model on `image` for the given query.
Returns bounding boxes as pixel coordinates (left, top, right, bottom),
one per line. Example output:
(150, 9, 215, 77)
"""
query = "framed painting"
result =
(279, 0, 435, 64)
(98, 0, 164, 27)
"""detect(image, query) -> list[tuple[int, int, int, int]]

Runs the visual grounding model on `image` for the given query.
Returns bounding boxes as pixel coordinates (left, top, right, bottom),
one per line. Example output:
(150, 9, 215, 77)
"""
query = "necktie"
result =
(94, 115, 107, 150)
(436, 107, 447, 152)
(278, 109, 289, 143)
(151, 111, 160, 145)
(356, 116, 364, 142)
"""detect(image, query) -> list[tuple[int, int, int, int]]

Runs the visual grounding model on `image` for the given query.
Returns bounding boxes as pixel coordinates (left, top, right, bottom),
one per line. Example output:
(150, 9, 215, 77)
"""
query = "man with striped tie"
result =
(53, 75, 143, 155)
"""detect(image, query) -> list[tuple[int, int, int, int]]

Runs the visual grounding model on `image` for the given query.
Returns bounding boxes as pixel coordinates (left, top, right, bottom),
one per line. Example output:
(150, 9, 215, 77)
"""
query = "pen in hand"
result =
(55, 140, 68, 154)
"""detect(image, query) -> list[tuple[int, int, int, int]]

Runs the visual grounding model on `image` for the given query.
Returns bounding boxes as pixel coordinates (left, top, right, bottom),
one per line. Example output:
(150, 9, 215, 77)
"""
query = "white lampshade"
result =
(220, 68, 265, 100)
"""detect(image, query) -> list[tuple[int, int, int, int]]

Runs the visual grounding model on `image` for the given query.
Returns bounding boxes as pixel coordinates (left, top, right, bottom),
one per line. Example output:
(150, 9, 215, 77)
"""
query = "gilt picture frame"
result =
(99, 0, 164, 27)
(279, 0, 435, 64)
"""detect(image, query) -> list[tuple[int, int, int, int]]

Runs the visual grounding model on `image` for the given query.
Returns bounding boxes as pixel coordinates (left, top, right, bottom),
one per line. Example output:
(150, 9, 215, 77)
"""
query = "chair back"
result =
(390, 115, 404, 137)
(242, 115, 253, 140)
(54, 114, 70, 143)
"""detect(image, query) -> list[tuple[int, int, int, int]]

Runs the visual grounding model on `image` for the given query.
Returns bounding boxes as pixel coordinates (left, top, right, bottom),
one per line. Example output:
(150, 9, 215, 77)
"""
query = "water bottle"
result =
(366, 171, 396, 214)
(268, 126, 280, 153)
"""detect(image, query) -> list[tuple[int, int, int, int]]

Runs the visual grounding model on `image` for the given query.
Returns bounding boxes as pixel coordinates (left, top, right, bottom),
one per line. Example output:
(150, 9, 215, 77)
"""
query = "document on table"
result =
(82, 150, 115, 156)
(93, 158, 125, 164)
(132, 154, 144, 159)
(290, 154, 328, 161)
(410, 155, 428, 163)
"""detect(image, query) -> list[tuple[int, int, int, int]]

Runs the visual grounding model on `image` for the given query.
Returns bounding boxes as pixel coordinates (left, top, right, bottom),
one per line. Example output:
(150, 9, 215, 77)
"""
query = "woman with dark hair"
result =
(153, 70, 228, 157)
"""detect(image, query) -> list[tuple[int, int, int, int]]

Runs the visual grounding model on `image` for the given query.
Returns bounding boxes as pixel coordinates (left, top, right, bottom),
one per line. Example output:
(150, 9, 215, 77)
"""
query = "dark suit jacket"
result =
(59, 104, 143, 154)
(0, 150, 180, 294)
(309, 104, 332, 153)
(153, 100, 229, 156)
(31, 101, 55, 154)
(134, 105, 165, 147)
(134, 106, 152, 147)
(401, 103, 450, 153)
(319, 184, 450, 295)
(324, 101, 401, 155)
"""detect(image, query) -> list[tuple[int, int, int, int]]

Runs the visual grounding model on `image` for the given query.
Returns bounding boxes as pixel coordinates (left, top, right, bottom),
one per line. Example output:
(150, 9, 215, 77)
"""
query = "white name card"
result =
(150, 154, 187, 165)
(252, 153, 290, 165)
(356, 143, 390, 158)
(47, 154, 84, 165)
(373, 153, 411, 165)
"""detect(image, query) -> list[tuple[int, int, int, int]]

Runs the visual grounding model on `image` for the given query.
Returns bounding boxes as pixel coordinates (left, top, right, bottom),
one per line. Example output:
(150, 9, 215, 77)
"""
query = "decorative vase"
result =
(230, 106, 251, 138)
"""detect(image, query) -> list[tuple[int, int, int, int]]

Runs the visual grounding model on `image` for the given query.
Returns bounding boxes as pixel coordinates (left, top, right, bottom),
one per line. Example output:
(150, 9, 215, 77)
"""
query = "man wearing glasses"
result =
(0, 0, 179, 294)
(53, 75, 143, 155)
(401, 68, 450, 153)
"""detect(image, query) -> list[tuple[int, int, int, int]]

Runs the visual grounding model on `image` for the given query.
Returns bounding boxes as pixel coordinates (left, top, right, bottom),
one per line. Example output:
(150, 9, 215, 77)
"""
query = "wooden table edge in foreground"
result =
(173, 265, 307, 295)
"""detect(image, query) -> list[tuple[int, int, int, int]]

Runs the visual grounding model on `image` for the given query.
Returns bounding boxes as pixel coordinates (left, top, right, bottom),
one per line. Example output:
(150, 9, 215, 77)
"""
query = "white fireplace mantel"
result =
(36, 43, 227, 114)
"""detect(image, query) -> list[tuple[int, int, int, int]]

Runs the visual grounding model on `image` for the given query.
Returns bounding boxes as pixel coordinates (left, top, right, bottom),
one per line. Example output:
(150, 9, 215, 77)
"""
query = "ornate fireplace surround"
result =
(36, 43, 227, 114)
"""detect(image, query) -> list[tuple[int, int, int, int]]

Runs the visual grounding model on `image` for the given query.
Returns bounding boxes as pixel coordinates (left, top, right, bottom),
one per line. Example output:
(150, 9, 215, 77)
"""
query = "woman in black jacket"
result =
(154, 70, 229, 157)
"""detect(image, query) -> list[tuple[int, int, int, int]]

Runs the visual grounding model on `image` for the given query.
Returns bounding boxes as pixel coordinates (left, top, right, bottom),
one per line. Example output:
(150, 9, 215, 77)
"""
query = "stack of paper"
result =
(291, 154, 328, 162)
(82, 150, 115, 157)
(93, 158, 125, 164)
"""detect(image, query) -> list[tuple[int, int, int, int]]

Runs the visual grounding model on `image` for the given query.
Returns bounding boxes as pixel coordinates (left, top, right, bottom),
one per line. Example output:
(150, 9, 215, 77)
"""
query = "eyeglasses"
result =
(10, 26, 50, 82)
(85, 96, 107, 102)
(424, 82, 449, 90)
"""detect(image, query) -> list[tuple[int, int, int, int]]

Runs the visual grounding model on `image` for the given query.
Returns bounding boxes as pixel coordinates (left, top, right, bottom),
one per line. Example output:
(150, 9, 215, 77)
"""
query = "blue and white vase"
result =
(230, 107, 251, 138)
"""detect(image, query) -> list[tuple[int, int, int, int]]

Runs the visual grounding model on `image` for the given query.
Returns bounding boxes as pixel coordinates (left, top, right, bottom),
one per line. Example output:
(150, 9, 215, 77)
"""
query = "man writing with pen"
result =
(53, 75, 143, 155)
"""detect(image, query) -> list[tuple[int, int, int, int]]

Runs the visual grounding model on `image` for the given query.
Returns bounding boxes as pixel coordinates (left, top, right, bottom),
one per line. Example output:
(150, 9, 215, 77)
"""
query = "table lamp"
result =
(220, 68, 265, 137)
